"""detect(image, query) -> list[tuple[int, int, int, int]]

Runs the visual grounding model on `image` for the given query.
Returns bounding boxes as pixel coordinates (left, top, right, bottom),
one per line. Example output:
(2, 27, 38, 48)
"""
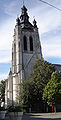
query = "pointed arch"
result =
(23, 36, 27, 50)
(18, 41, 20, 51)
(29, 36, 33, 51)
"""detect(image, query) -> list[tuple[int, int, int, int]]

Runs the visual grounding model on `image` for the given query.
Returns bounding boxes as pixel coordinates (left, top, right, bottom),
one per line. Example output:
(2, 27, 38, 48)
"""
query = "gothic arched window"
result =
(29, 36, 33, 51)
(12, 52, 13, 61)
(23, 36, 27, 51)
(18, 42, 20, 51)
(14, 43, 16, 52)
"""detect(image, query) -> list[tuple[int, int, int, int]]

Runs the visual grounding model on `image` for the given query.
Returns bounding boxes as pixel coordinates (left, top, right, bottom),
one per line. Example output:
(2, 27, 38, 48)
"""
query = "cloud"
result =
(42, 43, 61, 59)
(0, 18, 15, 63)
(41, 28, 61, 45)
(0, 73, 8, 80)
(0, 56, 11, 63)
(30, 3, 61, 61)
(0, 18, 15, 50)
(3, 0, 20, 17)
(0, 0, 61, 64)
(29, 1, 61, 34)
(41, 27, 61, 59)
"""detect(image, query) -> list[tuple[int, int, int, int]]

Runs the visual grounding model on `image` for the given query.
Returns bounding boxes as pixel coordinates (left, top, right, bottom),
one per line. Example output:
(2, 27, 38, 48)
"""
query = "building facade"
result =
(5, 5, 42, 107)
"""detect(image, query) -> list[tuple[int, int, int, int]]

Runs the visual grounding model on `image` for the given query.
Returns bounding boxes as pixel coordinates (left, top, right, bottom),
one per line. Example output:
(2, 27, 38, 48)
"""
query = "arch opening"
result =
(29, 36, 33, 51)
(23, 36, 27, 51)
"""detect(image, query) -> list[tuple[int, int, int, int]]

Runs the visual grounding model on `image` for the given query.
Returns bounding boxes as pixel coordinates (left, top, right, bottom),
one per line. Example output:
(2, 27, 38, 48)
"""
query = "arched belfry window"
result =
(14, 43, 16, 51)
(19, 42, 20, 51)
(23, 36, 27, 50)
(29, 36, 33, 51)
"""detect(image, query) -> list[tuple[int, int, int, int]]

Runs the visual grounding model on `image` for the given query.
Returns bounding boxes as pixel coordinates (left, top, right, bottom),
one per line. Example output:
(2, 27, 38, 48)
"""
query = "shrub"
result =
(8, 106, 23, 112)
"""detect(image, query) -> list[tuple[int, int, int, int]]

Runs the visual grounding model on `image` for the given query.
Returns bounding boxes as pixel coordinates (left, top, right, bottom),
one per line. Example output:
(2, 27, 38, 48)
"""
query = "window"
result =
(14, 43, 16, 52)
(19, 42, 20, 51)
(23, 36, 27, 50)
(29, 36, 33, 51)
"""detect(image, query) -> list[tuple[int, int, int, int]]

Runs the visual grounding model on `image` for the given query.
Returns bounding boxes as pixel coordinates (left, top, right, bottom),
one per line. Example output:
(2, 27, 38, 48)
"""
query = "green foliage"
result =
(0, 80, 6, 103)
(22, 58, 55, 111)
(22, 80, 35, 107)
(16, 83, 23, 107)
(8, 106, 22, 112)
(43, 71, 61, 106)
(31, 58, 55, 88)
(0, 106, 6, 111)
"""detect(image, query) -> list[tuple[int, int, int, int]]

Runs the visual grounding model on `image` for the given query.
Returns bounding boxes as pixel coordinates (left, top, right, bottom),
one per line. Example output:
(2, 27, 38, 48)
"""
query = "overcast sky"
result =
(0, 0, 61, 80)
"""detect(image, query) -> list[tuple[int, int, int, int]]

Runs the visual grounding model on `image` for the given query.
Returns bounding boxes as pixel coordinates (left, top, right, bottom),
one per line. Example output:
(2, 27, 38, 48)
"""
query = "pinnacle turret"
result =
(33, 19, 37, 28)
(20, 5, 29, 23)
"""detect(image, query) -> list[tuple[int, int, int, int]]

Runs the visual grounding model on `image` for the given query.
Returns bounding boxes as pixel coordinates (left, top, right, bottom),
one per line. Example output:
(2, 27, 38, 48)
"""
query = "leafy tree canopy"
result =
(22, 58, 55, 110)
(0, 80, 6, 103)
(30, 58, 55, 93)
(43, 71, 61, 106)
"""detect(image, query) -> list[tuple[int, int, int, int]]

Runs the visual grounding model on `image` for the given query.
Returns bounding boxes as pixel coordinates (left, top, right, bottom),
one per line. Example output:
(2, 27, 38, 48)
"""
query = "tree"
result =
(30, 58, 55, 92)
(43, 71, 61, 112)
(16, 83, 23, 107)
(0, 80, 6, 106)
(22, 58, 55, 112)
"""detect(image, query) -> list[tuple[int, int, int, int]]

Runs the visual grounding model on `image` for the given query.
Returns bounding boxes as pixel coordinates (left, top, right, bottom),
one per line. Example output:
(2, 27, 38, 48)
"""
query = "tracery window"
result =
(23, 36, 27, 50)
(29, 36, 33, 51)
(19, 42, 20, 51)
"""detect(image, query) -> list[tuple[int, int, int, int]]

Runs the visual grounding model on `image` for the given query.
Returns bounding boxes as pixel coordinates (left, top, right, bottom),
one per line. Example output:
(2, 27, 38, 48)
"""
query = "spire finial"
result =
(33, 18, 37, 28)
(23, 0, 24, 6)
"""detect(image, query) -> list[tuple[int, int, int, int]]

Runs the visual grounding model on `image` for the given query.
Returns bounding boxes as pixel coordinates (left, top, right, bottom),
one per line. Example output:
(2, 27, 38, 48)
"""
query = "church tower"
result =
(5, 5, 42, 106)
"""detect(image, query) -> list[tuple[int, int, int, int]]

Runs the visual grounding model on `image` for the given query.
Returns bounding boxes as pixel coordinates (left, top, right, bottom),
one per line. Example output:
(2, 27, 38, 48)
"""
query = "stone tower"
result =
(5, 5, 42, 107)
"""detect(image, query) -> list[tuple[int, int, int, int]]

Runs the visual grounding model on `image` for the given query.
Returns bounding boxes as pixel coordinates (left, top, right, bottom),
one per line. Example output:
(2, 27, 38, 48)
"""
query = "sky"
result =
(0, 0, 61, 80)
